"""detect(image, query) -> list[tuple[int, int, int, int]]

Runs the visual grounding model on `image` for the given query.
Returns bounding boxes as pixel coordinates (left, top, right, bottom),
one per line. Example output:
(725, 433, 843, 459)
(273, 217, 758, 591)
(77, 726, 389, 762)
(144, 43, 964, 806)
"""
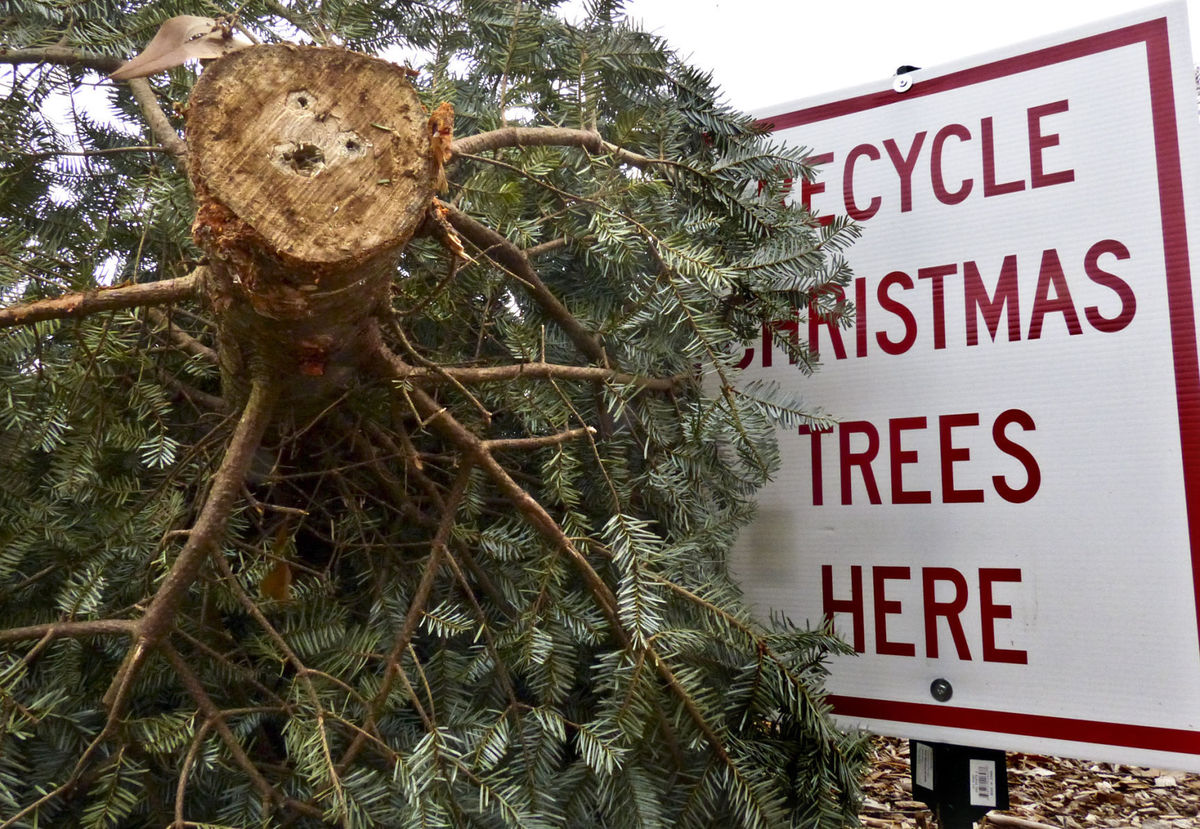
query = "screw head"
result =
(930, 678, 953, 703)
(893, 74, 914, 93)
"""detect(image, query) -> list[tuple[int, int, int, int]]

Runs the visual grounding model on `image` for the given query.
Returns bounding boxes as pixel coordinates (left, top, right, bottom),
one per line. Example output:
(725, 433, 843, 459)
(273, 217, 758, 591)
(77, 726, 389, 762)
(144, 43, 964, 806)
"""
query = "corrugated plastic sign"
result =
(734, 2, 1200, 769)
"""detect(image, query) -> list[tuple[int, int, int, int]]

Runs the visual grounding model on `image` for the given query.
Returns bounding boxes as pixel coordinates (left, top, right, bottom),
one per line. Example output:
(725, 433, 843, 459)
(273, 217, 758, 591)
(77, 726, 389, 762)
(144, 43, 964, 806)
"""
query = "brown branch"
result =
(451, 541, 515, 619)
(21, 146, 166, 161)
(173, 715, 214, 828)
(0, 46, 122, 73)
(102, 378, 277, 716)
(145, 307, 218, 363)
(0, 619, 135, 646)
(405, 644, 439, 723)
(370, 341, 732, 771)
(525, 237, 571, 258)
(125, 77, 188, 160)
(371, 340, 626, 632)
(162, 644, 285, 816)
(388, 359, 680, 391)
(0, 273, 199, 329)
(484, 427, 595, 452)
(650, 653, 732, 764)
(155, 366, 226, 412)
(450, 127, 654, 170)
(440, 202, 606, 365)
(172, 627, 288, 707)
(394, 649, 434, 731)
(338, 462, 474, 770)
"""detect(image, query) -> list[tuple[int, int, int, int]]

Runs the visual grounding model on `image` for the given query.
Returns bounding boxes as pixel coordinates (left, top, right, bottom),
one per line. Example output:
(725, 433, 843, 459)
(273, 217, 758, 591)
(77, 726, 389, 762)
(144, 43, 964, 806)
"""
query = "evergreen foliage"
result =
(0, 1, 867, 825)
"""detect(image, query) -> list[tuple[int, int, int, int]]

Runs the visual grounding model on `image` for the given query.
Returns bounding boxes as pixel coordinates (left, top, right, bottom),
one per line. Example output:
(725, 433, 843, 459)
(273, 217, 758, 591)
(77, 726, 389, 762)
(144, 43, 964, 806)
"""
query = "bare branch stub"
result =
(185, 44, 434, 410)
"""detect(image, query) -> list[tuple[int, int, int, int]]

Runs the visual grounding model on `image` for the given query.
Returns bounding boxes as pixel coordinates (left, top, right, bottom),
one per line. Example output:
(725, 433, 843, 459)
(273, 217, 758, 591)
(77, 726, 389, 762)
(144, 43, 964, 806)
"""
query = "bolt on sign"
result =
(733, 2, 1200, 770)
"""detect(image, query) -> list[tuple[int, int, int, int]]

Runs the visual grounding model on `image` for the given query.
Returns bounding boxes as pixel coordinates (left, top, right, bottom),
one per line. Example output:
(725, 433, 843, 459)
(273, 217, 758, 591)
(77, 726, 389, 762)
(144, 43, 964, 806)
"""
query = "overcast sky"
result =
(617, 0, 1200, 111)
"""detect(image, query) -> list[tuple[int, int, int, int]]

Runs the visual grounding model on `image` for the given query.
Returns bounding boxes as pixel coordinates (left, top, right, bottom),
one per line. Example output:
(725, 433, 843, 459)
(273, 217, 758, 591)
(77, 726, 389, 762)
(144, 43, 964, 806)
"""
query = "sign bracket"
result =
(910, 740, 1009, 828)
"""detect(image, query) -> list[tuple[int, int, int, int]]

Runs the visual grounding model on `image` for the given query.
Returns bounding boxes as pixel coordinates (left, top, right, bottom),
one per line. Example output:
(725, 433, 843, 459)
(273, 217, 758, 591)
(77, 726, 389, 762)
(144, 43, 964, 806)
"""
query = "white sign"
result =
(735, 2, 1200, 770)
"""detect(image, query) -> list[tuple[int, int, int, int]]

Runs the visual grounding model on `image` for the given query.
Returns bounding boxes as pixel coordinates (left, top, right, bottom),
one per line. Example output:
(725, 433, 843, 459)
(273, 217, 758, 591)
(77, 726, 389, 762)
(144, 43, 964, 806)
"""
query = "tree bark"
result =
(185, 44, 434, 409)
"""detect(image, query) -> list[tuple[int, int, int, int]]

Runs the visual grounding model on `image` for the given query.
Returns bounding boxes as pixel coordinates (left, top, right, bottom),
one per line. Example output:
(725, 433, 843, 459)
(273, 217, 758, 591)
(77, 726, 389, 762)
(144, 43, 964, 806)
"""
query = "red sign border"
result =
(762, 16, 1200, 756)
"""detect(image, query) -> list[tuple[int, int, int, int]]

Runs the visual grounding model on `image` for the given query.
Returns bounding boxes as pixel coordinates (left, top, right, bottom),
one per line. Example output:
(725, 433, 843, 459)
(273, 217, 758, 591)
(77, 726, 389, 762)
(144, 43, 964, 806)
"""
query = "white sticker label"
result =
(969, 758, 997, 807)
(915, 743, 933, 790)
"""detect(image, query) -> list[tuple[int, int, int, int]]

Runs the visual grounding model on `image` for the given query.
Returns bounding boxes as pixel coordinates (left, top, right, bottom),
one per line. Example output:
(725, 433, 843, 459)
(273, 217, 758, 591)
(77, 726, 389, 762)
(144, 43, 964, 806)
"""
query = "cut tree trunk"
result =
(185, 44, 434, 409)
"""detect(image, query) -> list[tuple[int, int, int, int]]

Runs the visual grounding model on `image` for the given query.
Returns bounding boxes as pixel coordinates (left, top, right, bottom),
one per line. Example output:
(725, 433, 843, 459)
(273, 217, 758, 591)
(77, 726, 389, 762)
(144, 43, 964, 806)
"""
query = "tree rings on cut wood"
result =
(188, 44, 432, 272)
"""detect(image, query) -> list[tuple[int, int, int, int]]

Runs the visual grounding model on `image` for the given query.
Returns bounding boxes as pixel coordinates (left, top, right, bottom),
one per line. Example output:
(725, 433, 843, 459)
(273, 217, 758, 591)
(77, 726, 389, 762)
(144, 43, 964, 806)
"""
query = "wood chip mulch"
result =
(859, 737, 1200, 828)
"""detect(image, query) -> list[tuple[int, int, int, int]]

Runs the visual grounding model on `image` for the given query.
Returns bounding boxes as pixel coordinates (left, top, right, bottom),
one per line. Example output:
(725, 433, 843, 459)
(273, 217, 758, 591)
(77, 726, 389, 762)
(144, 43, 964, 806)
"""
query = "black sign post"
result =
(910, 740, 1009, 828)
